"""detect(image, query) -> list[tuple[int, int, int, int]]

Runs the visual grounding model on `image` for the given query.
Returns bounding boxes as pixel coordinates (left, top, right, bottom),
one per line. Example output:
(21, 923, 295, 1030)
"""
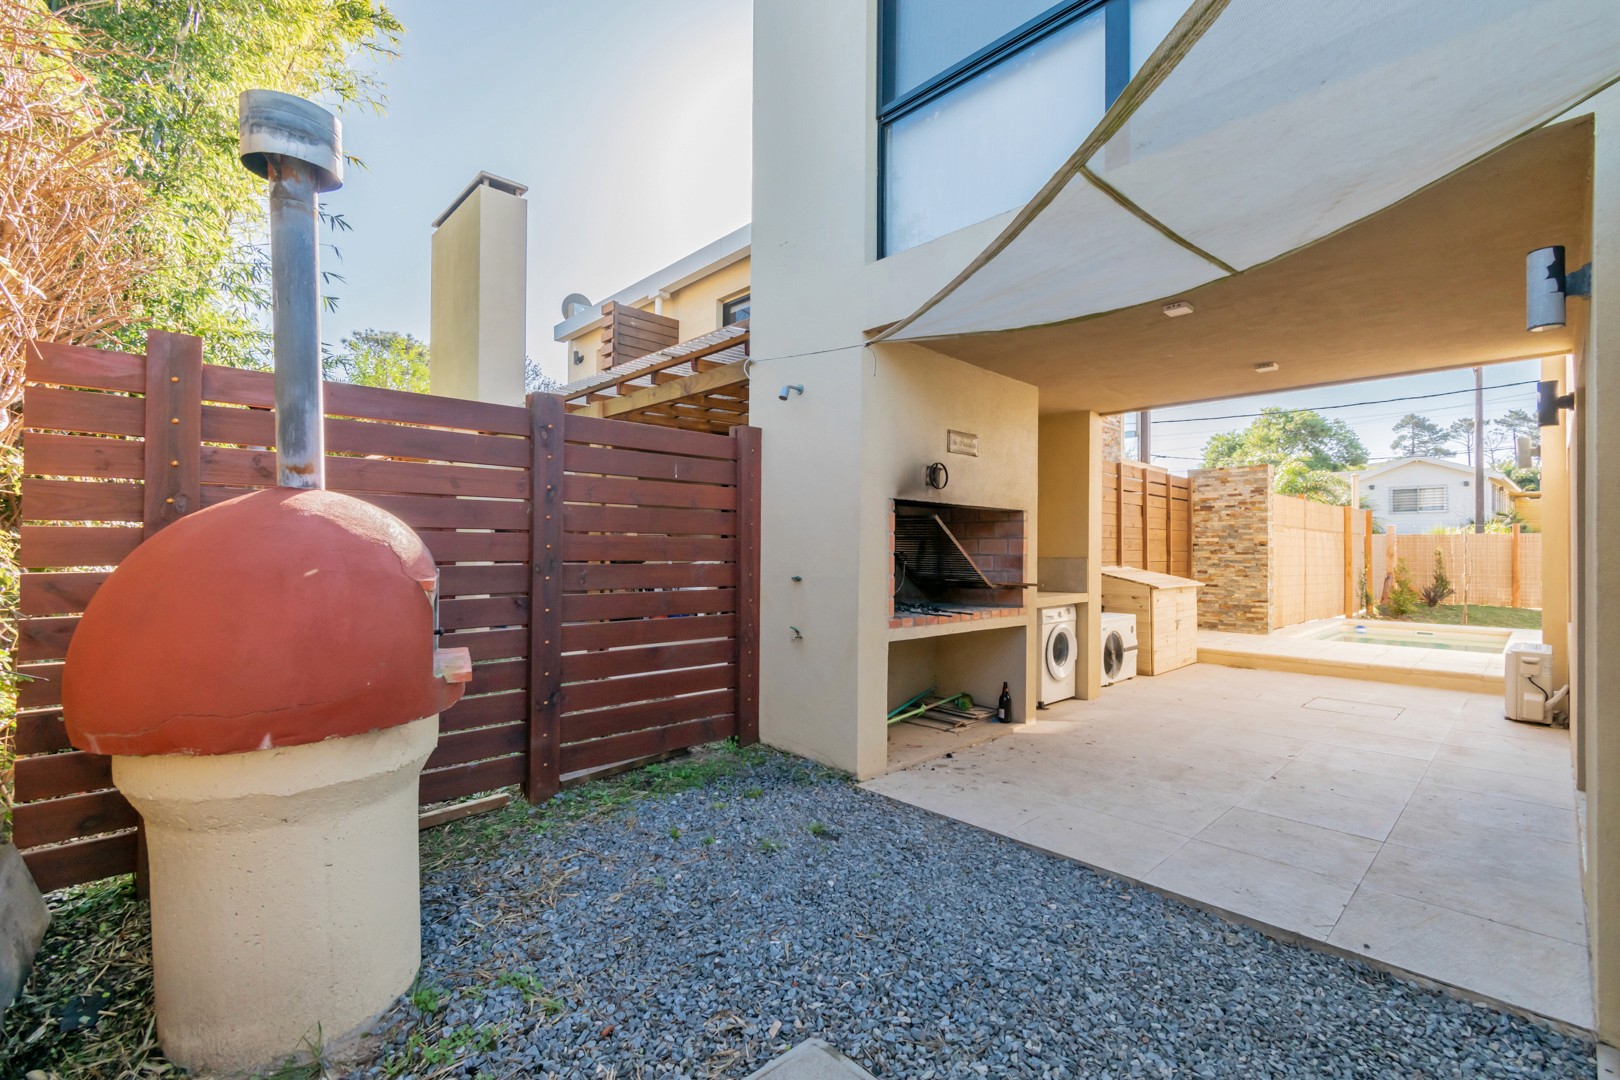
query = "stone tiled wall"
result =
(1101, 414, 1124, 463)
(1190, 465, 1275, 633)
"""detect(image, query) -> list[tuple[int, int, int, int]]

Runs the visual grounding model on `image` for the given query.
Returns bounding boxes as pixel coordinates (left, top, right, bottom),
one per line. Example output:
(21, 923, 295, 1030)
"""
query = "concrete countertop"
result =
(1032, 591, 1089, 609)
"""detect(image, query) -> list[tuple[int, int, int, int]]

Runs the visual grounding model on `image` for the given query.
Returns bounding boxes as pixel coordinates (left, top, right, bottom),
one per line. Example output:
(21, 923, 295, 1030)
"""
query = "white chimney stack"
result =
(430, 172, 528, 403)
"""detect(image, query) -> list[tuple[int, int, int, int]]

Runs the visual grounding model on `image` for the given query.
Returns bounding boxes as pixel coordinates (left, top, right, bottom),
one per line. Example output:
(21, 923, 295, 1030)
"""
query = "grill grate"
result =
(893, 513, 993, 590)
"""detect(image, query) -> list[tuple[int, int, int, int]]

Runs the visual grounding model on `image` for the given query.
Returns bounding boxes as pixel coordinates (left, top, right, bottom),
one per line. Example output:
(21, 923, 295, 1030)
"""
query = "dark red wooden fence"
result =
(10, 331, 760, 891)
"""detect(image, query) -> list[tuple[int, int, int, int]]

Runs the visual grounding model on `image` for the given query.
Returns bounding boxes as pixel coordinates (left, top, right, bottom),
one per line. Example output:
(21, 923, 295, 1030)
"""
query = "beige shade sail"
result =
(882, 0, 1620, 343)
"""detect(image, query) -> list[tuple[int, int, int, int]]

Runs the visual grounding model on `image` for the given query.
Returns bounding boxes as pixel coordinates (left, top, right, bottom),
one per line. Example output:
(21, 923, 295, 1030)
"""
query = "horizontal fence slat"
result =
(561, 505, 737, 537)
(19, 572, 107, 616)
(439, 627, 528, 662)
(437, 563, 530, 597)
(15, 751, 113, 803)
(24, 432, 143, 480)
(560, 714, 735, 776)
(200, 405, 530, 468)
(562, 688, 735, 745)
(425, 723, 527, 771)
(419, 755, 526, 806)
(21, 831, 139, 894)
(421, 530, 530, 564)
(27, 341, 145, 392)
(565, 413, 738, 459)
(563, 444, 736, 486)
(468, 659, 526, 697)
(561, 535, 736, 563)
(562, 587, 736, 622)
(17, 616, 77, 662)
(560, 562, 737, 592)
(19, 526, 143, 570)
(562, 613, 736, 653)
(201, 365, 530, 436)
(561, 639, 735, 684)
(440, 595, 529, 631)
(440, 690, 526, 733)
(201, 485, 531, 532)
(18, 663, 62, 709)
(563, 474, 736, 512)
(562, 663, 733, 714)
(24, 385, 145, 437)
(13, 711, 71, 754)
(201, 446, 528, 500)
(12, 789, 141, 850)
(20, 478, 143, 522)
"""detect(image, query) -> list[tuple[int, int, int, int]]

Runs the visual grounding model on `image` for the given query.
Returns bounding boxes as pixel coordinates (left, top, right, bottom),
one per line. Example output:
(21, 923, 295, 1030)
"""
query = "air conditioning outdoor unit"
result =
(1504, 642, 1555, 724)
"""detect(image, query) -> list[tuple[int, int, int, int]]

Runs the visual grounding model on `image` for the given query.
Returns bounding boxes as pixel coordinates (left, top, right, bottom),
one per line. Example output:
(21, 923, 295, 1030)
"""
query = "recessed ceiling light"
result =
(1162, 301, 1194, 318)
(1253, 361, 1280, 373)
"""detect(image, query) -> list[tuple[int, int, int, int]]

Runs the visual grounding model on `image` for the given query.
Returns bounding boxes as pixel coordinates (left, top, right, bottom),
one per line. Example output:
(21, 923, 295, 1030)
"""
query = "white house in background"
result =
(1355, 456, 1520, 532)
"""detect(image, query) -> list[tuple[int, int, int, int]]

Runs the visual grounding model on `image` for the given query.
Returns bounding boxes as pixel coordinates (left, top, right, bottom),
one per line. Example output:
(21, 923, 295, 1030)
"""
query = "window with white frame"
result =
(878, 0, 1188, 256)
(1390, 486, 1448, 513)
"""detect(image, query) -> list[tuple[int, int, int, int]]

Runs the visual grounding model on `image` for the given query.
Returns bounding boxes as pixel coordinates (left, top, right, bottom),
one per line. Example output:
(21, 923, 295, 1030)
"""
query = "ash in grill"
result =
(891, 501, 1027, 618)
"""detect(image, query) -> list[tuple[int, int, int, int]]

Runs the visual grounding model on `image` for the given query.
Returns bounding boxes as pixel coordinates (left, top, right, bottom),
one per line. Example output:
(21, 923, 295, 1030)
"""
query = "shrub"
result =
(1381, 558, 1421, 619)
(1421, 547, 1455, 608)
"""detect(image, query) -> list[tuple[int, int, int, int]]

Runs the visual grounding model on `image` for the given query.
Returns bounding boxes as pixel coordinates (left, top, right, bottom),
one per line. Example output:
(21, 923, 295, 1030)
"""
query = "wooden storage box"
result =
(1100, 566, 1202, 675)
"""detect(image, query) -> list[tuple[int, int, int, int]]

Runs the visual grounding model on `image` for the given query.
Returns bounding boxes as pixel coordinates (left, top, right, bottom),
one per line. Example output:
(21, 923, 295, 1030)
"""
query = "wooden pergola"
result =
(560, 324, 749, 434)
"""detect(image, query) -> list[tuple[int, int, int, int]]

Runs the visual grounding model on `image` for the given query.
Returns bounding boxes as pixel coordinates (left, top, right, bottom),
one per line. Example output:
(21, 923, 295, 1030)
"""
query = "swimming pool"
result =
(1313, 623, 1512, 653)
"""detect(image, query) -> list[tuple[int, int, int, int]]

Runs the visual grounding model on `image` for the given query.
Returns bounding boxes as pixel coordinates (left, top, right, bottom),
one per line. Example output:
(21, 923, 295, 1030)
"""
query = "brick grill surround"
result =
(889, 501, 1027, 629)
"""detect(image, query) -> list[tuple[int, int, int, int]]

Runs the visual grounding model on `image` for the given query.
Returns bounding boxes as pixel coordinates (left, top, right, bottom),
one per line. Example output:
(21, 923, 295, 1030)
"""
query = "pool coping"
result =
(1197, 617, 1541, 692)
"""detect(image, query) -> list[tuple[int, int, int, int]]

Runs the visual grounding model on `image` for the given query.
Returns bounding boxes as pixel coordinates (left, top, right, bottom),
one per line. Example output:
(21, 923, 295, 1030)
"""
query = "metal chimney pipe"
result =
(238, 91, 344, 489)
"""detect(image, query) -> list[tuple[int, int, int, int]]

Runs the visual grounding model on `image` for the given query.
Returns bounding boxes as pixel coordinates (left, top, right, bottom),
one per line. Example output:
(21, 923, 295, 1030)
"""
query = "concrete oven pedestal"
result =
(114, 715, 438, 1070)
(62, 488, 469, 1074)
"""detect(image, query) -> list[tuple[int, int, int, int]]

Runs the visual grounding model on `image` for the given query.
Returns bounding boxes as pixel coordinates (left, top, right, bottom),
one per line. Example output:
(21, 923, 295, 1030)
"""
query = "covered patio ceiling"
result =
(919, 118, 1591, 415)
(876, 0, 1616, 415)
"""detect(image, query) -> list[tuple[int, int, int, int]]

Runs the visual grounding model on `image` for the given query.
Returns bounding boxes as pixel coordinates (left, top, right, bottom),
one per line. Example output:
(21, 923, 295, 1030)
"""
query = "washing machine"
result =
(1039, 605, 1078, 706)
(1101, 612, 1139, 686)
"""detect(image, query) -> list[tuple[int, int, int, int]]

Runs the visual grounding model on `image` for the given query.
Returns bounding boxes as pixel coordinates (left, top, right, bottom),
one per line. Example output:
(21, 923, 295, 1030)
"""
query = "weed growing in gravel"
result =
(493, 968, 547, 1004)
(758, 837, 780, 853)
(668, 825, 682, 839)
(704, 835, 717, 846)
(744, 786, 763, 799)
(419, 742, 783, 872)
(383, 1021, 505, 1077)
(407, 979, 448, 1014)
(808, 821, 828, 837)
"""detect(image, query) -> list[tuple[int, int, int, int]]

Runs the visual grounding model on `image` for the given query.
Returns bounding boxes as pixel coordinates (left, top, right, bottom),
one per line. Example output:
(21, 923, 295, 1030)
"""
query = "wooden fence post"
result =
(1342, 505, 1354, 616)
(525, 393, 564, 801)
(734, 425, 762, 745)
(1511, 522, 1522, 609)
(1140, 465, 1152, 572)
(1363, 509, 1373, 608)
(143, 331, 203, 536)
(1116, 461, 1126, 567)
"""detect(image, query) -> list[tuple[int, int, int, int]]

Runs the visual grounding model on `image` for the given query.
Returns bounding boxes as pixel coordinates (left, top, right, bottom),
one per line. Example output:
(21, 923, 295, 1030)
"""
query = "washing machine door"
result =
(1102, 629, 1125, 682)
(1045, 623, 1076, 681)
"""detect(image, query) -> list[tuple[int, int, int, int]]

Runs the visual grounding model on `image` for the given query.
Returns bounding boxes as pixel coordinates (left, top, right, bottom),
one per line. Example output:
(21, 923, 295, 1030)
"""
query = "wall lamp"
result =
(1526, 245, 1591, 333)
(778, 384, 804, 401)
(1537, 380, 1574, 428)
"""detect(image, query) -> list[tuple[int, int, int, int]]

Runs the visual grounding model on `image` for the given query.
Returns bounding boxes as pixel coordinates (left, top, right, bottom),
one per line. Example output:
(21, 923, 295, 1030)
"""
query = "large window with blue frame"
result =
(879, 0, 1186, 256)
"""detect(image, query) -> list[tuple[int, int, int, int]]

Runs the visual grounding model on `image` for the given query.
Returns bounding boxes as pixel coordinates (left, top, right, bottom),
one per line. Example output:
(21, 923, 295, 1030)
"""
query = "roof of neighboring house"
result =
(1354, 456, 1521, 491)
(559, 323, 750, 435)
(553, 224, 751, 343)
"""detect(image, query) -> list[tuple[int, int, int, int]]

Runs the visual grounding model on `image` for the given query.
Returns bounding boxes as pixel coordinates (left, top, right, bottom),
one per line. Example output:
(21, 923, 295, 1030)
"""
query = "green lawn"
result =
(1403, 604, 1541, 629)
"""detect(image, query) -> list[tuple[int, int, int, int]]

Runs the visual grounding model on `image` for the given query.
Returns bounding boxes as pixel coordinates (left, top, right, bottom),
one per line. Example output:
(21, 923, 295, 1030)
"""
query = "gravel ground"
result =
(354, 749, 1593, 1079)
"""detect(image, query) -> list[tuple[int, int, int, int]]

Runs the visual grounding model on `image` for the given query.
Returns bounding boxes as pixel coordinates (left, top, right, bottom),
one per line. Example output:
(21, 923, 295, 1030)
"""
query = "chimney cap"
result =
(238, 90, 343, 192)
(432, 171, 530, 227)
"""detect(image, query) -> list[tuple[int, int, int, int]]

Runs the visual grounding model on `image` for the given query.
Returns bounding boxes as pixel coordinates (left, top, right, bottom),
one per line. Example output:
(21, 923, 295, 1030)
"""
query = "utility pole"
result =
(1138, 409, 1151, 464)
(1473, 366, 1485, 533)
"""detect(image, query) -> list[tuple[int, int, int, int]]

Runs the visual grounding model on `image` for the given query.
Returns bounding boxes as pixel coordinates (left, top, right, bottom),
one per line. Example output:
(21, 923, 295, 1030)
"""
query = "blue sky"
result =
(317, 0, 752, 379)
(314, 1, 1548, 466)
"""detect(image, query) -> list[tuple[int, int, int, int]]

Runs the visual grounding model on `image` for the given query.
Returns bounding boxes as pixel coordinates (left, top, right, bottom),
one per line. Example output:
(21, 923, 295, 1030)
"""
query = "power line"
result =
(1150, 381, 1537, 425)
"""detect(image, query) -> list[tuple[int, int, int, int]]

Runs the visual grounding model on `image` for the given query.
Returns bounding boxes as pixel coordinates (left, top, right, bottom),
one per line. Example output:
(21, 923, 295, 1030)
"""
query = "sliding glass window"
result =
(879, 0, 1185, 256)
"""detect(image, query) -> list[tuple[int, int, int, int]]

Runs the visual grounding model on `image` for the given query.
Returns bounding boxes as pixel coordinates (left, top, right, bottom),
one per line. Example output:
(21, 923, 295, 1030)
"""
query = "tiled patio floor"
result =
(864, 664, 1591, 1028)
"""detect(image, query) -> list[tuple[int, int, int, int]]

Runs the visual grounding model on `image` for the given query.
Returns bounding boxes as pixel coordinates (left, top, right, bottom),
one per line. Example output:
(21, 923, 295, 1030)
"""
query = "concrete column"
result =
(430, 173, 528, 404)
(1580, 87, 1620, 1048)
(1537, 356, 1573, 777)
(1038, 412, 1104, 700)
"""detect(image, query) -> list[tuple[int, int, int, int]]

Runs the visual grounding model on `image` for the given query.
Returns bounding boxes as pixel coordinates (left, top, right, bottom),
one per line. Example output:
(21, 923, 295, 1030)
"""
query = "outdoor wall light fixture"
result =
(778, 384, 804, 401)
(1537, 379, 1575, 428)
(1253, 361, 1280, 374)
(1526, 245, 1590, 332)
(1162, 301, 1195, 317)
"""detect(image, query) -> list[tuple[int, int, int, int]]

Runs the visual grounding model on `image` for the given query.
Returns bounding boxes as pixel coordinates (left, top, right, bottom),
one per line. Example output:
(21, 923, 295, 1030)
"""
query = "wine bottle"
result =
(997, 682, 1013, 724)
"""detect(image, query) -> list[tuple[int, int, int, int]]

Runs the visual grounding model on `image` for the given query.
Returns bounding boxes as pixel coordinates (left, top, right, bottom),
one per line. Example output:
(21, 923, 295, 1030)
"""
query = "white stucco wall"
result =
(753, 0, 1040, 778)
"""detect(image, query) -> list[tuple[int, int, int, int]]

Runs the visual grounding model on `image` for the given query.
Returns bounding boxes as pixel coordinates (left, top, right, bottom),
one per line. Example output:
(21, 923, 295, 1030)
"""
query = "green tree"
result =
(53, 0, 404, 368)
(1446, 417, 1479, 465)
(323, 330, 428, 392)
(1498, 463, 1541, 491)
(1273, 460, 1351, 506)
(1494, 407, 1539, 448)
(1201, 407, 1368, 471)
(1422, 547, 1454, 608)
(1390, 413, 1450, 458)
